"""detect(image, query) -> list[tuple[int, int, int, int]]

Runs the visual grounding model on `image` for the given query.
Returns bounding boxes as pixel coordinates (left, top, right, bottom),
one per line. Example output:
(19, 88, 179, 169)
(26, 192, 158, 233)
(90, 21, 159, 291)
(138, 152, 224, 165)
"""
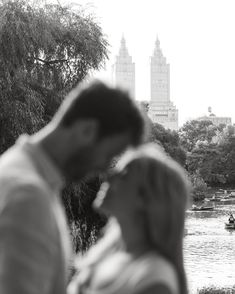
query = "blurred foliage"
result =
(148, 121, 187, 166)
(188, 171, 207, 201)
(179, 120, 235, 189)
(0, 0, 108, 153)
(149, 119, 235, 201)
(62, 177, 107, 253)
(139, 100, 150, 113)
(198, 286, 235, 293)
(178, 120, 224, 152)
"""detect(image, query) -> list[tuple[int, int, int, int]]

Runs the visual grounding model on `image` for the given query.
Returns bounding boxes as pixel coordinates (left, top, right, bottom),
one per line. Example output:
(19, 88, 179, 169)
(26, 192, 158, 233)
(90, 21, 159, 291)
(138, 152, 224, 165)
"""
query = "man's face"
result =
(64, 133, 131, 181)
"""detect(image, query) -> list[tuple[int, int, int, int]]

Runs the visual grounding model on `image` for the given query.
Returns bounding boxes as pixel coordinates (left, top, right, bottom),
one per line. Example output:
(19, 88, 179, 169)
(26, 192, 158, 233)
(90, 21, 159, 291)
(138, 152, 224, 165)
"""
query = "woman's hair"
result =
(117, 143, 189, 294)
(76, 143, 189, 294)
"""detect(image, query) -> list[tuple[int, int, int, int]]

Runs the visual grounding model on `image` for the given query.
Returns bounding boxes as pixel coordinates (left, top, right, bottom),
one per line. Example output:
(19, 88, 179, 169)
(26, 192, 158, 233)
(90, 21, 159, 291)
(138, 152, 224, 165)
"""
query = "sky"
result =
(61, 0, 235, 126)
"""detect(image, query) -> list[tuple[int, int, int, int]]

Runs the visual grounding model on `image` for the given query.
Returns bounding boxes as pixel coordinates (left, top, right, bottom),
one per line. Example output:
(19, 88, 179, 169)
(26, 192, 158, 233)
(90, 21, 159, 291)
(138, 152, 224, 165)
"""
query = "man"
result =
(228, 213, 234, 224)
(0, 80, 145, 294)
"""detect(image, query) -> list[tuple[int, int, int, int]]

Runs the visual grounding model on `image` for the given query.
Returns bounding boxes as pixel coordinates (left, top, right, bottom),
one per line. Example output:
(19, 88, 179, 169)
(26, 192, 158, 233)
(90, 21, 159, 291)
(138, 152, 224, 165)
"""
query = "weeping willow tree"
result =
(0, 0, 109, 252)
(0, 0, 108, 152)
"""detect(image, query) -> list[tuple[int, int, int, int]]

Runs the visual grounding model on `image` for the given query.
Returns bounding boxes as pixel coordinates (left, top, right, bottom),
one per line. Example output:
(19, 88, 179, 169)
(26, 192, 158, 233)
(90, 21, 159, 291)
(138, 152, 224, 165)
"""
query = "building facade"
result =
(113, 36, 135, 99)
(198, 114, 232, 126)
(148, 37, 178, 130)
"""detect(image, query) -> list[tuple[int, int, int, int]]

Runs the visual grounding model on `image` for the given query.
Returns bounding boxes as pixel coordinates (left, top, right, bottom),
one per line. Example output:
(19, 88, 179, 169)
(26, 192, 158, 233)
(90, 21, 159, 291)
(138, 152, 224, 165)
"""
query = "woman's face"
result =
(94, 163, 139, 218)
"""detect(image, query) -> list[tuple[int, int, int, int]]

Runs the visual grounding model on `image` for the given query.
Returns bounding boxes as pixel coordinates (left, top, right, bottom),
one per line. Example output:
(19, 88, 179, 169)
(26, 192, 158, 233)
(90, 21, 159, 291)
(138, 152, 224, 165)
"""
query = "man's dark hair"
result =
(58, 80, 145, 146)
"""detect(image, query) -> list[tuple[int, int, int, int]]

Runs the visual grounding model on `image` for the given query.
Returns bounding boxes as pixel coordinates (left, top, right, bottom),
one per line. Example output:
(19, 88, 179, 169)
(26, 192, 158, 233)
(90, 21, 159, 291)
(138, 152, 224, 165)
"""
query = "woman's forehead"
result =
(117, 154, 151, 169)
(115, 157, 135, 172)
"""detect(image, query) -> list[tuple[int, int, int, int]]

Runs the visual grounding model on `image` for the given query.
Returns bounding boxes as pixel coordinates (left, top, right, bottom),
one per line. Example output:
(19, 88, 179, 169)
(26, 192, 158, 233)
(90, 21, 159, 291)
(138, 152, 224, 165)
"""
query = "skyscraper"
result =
(148, 37, 178, 130)
(113, 36, 135, 99)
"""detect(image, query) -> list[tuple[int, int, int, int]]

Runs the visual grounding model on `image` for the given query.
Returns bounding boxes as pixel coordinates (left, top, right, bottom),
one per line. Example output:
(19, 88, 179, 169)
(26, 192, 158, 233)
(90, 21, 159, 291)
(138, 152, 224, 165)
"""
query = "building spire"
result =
(114, 34, 135, 99)
(119, 34, 129, 57)
(153, 35, 164, 59)
(150, 35, 178, 130)
(155, 35, 160, 48)
(121, 33, 125, 43)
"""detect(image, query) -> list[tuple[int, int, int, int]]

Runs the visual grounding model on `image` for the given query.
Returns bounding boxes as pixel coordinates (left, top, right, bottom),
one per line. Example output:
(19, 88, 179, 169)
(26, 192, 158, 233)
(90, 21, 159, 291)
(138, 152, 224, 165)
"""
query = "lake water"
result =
(184, 200, 235, 293)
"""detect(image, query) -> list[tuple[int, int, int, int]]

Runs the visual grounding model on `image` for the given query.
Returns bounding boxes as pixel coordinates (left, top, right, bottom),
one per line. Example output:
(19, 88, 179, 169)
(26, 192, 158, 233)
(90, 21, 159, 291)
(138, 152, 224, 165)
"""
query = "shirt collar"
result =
(17, 135, 64, 191)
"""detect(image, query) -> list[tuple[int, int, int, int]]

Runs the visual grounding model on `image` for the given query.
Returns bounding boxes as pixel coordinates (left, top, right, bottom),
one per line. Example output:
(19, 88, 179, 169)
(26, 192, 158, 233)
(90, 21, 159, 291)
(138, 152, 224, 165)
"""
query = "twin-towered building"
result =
(113, 36, 178, 131)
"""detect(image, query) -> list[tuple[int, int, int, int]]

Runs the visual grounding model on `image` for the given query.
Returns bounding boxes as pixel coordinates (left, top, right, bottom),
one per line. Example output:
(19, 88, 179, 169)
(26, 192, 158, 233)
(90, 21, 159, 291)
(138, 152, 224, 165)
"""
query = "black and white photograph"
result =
(0, 0, 234, 293)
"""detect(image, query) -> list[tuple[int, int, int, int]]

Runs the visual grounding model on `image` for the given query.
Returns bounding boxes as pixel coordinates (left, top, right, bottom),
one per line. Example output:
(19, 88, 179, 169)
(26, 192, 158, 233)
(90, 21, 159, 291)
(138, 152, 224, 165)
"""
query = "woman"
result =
(68, 144, 189, 294)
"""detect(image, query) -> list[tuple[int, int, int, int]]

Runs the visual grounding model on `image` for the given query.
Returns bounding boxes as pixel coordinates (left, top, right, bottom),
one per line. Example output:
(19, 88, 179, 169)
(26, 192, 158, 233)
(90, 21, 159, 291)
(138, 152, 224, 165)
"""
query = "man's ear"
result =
(70, 119, 99, 146)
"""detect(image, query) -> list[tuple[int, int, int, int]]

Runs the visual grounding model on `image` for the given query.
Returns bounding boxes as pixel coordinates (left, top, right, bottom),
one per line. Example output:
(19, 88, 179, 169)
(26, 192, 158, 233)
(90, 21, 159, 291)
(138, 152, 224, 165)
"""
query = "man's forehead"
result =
(100, 133, 131, 154)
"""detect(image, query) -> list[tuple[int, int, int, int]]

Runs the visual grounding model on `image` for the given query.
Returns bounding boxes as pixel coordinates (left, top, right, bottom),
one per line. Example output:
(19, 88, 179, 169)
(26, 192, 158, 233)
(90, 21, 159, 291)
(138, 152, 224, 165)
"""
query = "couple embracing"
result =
(0, 80, 189, 294)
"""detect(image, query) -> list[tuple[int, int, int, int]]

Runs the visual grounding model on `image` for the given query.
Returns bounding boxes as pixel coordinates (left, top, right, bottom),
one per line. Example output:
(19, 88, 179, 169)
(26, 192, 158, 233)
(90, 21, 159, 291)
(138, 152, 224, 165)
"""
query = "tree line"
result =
(179, 119, 235, 200)
(141, 103, 235, 201)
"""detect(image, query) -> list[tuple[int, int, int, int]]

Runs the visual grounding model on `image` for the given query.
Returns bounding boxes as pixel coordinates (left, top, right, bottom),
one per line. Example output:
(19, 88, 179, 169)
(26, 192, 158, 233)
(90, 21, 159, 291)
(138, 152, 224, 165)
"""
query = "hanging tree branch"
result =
(33, 57, 68, 65)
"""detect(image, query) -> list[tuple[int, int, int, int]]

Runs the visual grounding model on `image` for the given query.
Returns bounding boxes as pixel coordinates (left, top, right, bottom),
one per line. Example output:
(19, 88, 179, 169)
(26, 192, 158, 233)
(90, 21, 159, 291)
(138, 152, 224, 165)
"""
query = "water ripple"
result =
(184, 203, 235, 293)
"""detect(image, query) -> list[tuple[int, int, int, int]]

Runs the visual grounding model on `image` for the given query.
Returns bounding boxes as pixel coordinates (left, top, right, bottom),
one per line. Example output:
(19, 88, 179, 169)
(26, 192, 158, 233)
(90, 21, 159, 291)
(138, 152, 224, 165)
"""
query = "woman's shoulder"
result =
(68, 251, 179, 294)
(68, 251, 133, 294)
(130, 252, 179, 294)
(135, 283, 172, 294)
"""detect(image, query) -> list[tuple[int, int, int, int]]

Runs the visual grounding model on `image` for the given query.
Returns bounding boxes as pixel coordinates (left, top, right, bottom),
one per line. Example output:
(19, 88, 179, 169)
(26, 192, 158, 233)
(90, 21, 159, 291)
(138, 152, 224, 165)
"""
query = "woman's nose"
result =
(99, 182, 110, 194)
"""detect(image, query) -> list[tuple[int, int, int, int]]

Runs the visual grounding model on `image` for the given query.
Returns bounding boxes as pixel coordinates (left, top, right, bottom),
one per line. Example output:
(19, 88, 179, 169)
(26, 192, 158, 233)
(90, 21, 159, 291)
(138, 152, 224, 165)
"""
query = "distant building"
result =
(198, 107, 232, 126)
(148, 37, 178, 131)
(113, 36, 135, 99)
(198, 115, 232, 126)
